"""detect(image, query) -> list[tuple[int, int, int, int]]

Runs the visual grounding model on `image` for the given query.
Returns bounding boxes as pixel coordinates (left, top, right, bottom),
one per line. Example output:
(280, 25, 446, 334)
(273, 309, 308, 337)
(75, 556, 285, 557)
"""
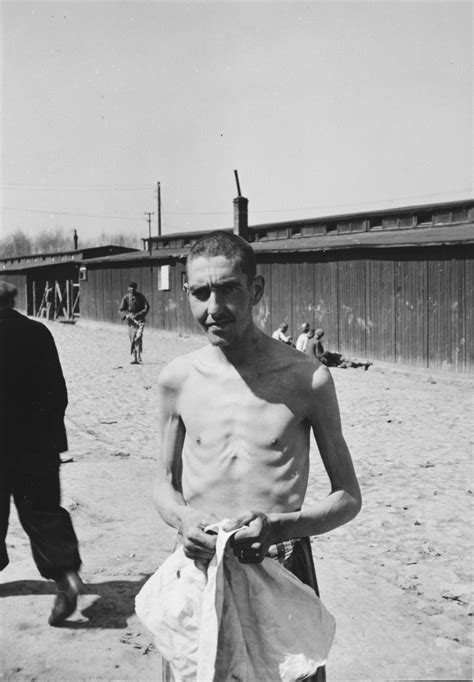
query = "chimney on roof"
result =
(232, 170, 249, 241)
(73, 229, 78, 251)
(233, 196, 249, 241)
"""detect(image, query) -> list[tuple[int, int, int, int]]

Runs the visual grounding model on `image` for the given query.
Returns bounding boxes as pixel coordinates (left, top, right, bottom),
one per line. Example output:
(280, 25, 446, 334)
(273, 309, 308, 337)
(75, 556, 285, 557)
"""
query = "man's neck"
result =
(214, 326, 267, 367)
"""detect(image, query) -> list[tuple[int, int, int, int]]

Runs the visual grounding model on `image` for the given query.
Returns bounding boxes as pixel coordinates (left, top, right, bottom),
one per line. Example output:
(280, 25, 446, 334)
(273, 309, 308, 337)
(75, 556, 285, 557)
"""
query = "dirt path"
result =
(1, 319, 472, 681)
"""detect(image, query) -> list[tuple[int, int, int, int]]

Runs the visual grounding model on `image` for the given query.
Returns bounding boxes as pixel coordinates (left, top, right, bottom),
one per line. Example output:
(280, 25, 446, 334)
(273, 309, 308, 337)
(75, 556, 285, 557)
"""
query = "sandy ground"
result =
(0, 318, 472, 681)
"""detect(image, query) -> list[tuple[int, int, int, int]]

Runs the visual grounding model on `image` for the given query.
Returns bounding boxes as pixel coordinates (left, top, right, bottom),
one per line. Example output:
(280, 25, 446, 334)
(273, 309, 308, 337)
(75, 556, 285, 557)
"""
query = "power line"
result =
(246, 188, 474, 214)
(3, 184, 472, 209)
(155, 187, 474, 215)
(2, 185, 151, 192)
(2, 207, 142, 221)
(163, 210, 232, 215)
(2, 187, 472, 223)
(2, 183, 152, 191)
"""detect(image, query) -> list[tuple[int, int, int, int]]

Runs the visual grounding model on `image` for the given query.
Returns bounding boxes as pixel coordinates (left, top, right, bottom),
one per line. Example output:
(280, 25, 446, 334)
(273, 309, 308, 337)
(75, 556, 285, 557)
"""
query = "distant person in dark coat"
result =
(306, 329, 372, 370)
(119, 281, 150, 364)
(0, 280, 82, 626)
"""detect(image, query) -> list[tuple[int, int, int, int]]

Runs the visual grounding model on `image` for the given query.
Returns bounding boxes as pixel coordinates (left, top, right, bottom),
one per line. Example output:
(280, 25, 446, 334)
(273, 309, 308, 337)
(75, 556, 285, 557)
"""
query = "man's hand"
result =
(224, 511, 274, 564)
(179, 509, 218, 563)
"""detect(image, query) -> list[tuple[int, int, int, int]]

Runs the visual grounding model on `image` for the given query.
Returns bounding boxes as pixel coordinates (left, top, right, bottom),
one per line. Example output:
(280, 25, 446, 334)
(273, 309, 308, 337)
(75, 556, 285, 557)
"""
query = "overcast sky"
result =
(1, 1, 472, 245)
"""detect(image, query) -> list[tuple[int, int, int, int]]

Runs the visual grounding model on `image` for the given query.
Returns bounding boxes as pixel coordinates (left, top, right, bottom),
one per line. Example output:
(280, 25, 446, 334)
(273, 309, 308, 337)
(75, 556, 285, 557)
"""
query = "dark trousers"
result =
(319, 350, 344, 367)
(284, 538, 327, 682)
(0, 454, 81, 581)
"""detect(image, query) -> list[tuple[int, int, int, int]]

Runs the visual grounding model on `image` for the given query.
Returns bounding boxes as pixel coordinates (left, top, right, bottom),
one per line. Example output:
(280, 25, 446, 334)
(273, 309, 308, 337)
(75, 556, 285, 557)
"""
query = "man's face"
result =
(128, 286, 136, 295)
(186, 255, 261, 347)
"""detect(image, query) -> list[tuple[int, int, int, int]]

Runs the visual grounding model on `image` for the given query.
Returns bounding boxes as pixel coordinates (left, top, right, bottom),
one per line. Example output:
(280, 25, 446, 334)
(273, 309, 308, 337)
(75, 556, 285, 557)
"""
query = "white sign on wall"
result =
(158, 264, 170, 291)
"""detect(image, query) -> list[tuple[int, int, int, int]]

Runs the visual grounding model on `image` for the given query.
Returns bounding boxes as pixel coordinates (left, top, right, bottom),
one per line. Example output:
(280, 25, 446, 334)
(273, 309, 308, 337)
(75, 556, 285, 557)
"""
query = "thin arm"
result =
(270, 366, 362, 541)
(153, 364, 191, 533)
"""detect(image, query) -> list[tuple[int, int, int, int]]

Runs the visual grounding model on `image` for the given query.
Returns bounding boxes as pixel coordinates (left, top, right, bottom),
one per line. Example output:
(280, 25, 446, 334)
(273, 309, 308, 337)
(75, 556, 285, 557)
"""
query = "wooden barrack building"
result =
(0, 245, 138, 320)
(1, 199, 472, 372)
(76, 197, 474, 373)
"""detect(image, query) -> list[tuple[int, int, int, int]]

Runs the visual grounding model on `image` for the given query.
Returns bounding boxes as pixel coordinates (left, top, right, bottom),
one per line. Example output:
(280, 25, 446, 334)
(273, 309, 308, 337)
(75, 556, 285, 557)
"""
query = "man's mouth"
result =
(206, 319, 232, 331)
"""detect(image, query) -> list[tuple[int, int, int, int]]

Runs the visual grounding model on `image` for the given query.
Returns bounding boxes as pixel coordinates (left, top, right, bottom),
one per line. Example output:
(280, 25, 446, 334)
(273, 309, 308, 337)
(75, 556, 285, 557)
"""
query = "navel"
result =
(196, 436, 202, 445)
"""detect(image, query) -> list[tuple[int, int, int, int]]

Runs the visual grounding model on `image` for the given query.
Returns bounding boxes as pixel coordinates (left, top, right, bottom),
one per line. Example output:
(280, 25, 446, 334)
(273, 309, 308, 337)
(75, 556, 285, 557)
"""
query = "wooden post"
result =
(66, 280, 71, 319)
(55, 281, 60, 319)
(37, 282, 48, 318)
(157, 181, 162, 237)
(72, 283, 80, 317)
(32, 280, 36, 318)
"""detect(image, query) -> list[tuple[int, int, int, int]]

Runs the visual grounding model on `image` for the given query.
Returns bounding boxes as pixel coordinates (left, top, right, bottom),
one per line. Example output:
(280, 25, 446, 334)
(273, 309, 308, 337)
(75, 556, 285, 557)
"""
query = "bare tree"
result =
(0, 228, 141, 258)
(0, 230, 33, 257)
(35, 227, 69, 253)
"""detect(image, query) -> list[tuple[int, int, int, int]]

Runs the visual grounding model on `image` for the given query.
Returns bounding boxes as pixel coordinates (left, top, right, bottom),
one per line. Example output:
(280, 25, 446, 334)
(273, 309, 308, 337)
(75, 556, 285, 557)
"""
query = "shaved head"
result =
(187, 231, 256, 282)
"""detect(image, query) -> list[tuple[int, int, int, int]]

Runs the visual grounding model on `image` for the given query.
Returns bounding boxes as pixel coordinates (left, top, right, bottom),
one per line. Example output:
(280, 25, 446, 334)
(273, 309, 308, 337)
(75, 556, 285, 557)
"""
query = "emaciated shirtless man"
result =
(154, 231, 362, 681)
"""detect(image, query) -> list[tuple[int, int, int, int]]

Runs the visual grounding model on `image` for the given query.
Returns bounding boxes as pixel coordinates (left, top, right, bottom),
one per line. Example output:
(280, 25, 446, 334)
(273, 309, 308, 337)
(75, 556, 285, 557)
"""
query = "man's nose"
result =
(207, 290, 222, 315)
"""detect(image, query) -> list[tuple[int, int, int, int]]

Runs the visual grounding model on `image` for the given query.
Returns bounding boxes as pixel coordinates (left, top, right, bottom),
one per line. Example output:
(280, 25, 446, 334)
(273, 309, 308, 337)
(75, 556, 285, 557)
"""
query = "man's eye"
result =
(223, 284, 238, 293)
(193, 289, 209, 301)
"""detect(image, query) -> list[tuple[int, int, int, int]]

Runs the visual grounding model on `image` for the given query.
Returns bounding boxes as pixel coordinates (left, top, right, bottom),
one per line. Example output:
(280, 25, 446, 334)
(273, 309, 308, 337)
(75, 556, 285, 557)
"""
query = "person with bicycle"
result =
(119, 281, 150, 364)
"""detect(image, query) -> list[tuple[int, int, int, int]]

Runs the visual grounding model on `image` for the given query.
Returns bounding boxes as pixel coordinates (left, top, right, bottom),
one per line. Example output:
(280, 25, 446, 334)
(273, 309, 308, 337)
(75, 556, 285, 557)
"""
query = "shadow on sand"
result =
(0, 575, 151, 628)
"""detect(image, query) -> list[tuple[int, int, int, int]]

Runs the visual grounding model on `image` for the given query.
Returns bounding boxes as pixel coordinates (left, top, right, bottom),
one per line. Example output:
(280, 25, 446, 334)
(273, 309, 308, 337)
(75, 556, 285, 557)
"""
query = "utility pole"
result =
(144, 212, 154, 255)
(157, 181, 162, 236)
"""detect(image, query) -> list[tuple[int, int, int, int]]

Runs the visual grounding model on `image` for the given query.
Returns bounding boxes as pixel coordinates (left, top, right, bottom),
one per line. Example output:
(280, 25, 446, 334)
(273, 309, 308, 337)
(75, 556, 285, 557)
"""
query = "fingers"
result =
(182, 522, 217, 561)
(232, 515, 266, 544)
(182, 510, 270, 564)
(229, 511, 273, 563)
(188, 526, 217, 550)
(224, 511, 269, 560)
(223, 510, 266, 533)
(183, 542, 215, 561)
(232, 512, 268, 564)
(222, 514, 250, 532)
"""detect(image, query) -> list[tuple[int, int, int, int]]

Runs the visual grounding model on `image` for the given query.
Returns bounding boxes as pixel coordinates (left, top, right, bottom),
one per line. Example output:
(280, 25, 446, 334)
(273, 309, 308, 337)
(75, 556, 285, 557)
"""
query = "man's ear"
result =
(252, 275, 265, 305)
(183, 282, 189, 294)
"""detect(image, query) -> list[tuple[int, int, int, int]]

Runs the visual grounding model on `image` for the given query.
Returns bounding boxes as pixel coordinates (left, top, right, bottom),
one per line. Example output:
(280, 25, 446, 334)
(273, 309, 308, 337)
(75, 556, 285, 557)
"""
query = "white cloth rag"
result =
(135, 522, 336, 682)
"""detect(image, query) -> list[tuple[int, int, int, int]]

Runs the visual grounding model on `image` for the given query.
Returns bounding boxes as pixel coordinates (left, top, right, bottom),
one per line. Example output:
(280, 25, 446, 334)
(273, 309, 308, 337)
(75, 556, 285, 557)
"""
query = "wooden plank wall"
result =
(254, 246, 472, 373)
(395, 260, 427, 366)
(312, 261, 338, 347)
(337, 258, 367, 358)
(80, 246, 473, 373)
(81, 261, 201, 335)
(254, 262, 272, 331)
(465, 259, 474, 371)
(292, 261, 313, 337)
(366, 259, 395, 362)
(427, 258, 465, 371)
(270, 262, 294, 333)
